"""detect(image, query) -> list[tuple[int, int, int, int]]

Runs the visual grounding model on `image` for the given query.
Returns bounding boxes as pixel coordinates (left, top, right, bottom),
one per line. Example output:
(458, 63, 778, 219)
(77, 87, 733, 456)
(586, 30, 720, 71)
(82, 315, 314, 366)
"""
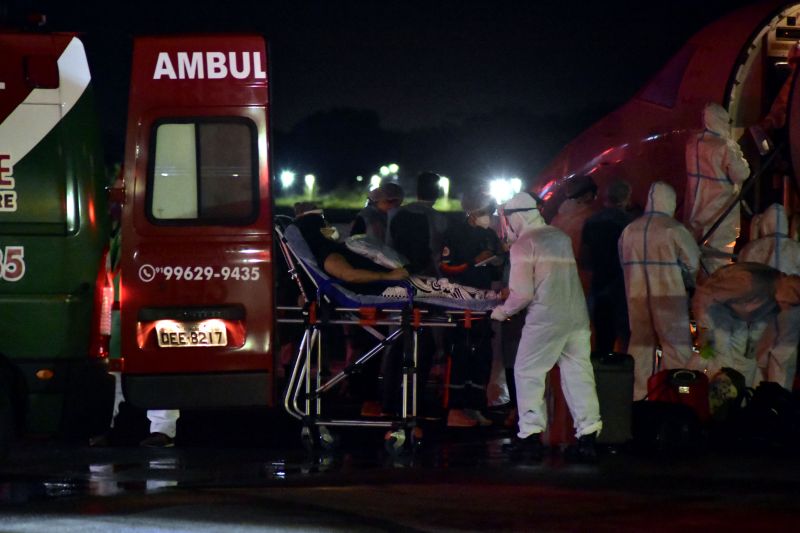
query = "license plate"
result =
(156, 320, 227, 348)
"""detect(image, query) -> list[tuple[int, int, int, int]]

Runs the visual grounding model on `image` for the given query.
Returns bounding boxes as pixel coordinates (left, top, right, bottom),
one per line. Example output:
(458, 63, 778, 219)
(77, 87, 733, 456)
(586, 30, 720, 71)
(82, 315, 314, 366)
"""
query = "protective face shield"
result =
(499, 210, 530, 243)
(498, 209, 516, 243)
(499, 193, 541, 243)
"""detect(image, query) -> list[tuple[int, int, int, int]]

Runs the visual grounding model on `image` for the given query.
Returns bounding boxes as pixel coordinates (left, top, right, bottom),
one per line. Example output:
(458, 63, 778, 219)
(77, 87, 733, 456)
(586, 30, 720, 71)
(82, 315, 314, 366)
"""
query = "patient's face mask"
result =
(320, 225, 340, 241)
(474, 215, 491, 229)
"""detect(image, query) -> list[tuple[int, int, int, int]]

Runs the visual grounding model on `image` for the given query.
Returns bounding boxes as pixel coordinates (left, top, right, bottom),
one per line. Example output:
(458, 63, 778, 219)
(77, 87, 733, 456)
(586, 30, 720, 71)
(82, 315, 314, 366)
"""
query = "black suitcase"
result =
(591, 352, 634, 444)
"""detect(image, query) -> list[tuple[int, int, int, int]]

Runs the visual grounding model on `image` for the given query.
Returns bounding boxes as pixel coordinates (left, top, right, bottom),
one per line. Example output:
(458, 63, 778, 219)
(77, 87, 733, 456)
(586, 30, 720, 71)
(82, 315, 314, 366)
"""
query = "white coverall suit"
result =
(619, 182, 701, 400)
(737, 204, 800, 388)
(684, 103, 750, 274)
(491, 192, 602, 439)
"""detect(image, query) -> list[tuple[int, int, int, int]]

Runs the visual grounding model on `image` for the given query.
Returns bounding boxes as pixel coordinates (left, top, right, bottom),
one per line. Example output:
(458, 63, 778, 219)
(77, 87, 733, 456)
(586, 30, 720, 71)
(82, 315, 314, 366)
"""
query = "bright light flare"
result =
(304, 174, 315, 189)
(369, 175, 381, 191)
(438, 176, 450, 198)
(489, 179, 511, 204)
(489, 177, 523, 204)
(280, 170, 295, 189)
(388, 163, 399, 174)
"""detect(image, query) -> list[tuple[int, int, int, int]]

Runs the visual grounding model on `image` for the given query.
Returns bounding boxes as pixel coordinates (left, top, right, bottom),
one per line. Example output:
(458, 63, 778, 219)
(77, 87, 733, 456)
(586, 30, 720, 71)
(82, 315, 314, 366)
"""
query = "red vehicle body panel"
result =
(119, 35, 274, 408)
(0, 33, 72, 122)
(533, 0, 797, 222)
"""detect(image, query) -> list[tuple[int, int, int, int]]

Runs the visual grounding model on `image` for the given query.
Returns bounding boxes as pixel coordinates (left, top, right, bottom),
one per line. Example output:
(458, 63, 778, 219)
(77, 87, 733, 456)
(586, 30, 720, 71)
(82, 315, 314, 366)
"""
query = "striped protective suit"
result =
(619, 182, 701, 399)
(684, 103, 750, 274)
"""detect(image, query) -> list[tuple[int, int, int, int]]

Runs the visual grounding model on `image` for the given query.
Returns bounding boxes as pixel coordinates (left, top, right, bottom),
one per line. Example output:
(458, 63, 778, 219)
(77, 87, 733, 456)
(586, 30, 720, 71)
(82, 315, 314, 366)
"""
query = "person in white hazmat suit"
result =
(490, 191, 601, 462)
(736, 203, 800, 389)
(619, 181, 701, 400)
(684, 102, 750, 274)
(90, 369, 180, 448)
(739, 204, 800, 274)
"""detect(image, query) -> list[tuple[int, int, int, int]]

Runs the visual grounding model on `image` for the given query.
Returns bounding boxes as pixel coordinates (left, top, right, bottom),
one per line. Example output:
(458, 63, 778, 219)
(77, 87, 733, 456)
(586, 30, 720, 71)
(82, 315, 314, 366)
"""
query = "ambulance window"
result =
(150, 119, 257, 224)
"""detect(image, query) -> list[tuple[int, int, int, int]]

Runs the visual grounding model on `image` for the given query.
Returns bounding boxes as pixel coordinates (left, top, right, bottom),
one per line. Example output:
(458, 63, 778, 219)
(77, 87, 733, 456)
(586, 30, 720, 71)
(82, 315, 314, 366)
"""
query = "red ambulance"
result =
(112, 35, 275, 409)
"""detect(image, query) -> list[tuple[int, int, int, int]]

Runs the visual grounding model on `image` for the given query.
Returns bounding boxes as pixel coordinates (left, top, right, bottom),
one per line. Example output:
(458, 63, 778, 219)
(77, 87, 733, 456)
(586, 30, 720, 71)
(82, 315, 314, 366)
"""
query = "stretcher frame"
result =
(274, 219, 489, 451)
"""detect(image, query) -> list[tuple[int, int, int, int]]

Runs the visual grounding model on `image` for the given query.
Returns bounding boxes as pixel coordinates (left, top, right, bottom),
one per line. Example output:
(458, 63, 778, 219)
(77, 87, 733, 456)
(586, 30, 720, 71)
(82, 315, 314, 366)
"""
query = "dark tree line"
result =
(274, 104, 609, 197)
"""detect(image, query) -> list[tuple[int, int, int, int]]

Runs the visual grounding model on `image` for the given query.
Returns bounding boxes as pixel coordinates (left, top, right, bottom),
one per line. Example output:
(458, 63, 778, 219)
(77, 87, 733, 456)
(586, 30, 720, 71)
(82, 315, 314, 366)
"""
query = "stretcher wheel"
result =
(301, 425, 317, 452)
(317, 426, 339, 451)
(301, 424, 339, 452)
(384, 429, 407, 455)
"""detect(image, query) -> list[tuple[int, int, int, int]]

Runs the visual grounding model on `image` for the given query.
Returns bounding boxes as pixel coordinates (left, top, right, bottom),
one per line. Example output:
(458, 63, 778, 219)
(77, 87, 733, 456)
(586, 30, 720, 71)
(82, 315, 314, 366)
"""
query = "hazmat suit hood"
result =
(758, 203, 789, 237)
(739, 202, 800, 276)
(703, 102, 732, 138)
(502, 191, 544, 241)
(644, 181, 677, 217)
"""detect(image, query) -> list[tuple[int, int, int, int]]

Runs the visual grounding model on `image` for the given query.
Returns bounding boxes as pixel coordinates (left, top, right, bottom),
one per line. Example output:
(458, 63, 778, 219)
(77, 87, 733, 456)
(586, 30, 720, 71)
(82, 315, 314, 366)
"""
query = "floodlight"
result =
(280, 170, 295, 189)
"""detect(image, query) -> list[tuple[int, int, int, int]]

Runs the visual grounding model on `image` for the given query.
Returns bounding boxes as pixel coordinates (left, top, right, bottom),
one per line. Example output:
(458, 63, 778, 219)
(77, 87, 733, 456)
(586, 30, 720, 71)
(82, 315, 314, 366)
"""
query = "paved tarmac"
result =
(2, 408, 800, 532)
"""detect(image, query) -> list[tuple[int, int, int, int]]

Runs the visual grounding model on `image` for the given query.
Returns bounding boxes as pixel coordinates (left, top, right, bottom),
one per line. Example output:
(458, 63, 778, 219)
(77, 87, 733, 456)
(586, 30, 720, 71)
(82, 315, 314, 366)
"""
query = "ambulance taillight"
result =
(91, 251, 115, 359)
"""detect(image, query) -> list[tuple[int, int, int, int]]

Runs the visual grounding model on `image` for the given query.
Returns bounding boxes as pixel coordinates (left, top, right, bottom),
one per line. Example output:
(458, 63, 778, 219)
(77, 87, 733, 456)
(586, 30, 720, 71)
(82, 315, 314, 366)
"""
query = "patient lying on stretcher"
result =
(294, 211, 503, 302)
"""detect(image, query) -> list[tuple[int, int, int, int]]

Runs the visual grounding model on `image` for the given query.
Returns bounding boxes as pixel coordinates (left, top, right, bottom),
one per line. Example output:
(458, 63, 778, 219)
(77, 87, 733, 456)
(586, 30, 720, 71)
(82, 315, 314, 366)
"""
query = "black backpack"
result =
(738, 381, 799, 447)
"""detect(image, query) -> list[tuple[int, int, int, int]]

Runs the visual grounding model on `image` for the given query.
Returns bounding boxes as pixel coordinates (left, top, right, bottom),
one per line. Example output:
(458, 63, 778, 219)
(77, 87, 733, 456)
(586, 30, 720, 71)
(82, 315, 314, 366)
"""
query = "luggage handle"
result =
(668, 369, 701, 394)
(645, 369, 702, 401)
(669, 369, 699, 384)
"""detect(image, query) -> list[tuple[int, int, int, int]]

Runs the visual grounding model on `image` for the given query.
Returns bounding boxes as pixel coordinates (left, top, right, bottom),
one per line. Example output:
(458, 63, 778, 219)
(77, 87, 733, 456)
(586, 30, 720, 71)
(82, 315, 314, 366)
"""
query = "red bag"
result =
(542, 366, 575, 448)
(647, 369, 710, 422)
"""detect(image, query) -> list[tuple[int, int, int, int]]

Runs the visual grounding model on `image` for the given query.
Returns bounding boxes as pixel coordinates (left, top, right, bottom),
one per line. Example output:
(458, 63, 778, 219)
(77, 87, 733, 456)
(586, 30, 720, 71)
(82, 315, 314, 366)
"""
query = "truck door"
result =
(117, 36, 274, 408)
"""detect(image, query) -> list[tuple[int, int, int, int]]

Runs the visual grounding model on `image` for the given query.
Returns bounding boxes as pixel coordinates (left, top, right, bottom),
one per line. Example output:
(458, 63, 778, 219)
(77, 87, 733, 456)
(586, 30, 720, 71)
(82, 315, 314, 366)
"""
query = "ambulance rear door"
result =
(117, 35, 274, 408)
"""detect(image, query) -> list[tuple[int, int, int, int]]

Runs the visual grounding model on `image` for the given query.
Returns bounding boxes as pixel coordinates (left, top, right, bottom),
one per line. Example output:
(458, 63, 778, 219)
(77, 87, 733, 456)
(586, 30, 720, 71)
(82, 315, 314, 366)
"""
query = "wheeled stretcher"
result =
(275, 219, 495, 453)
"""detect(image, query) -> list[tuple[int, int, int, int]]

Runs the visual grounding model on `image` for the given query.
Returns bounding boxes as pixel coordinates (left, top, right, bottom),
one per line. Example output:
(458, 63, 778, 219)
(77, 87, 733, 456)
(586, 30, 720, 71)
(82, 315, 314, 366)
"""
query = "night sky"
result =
(5, 0, 760, 189)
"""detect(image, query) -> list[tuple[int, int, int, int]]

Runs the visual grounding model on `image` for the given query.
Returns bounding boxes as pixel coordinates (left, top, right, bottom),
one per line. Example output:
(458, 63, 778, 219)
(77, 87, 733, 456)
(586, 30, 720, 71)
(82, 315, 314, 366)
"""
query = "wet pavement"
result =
(2, 411, 800, 531)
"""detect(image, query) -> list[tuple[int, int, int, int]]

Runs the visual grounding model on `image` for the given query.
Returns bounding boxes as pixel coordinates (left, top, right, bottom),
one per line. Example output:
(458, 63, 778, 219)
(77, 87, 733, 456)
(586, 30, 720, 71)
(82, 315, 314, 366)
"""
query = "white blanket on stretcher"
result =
(345, 235, 408, 270)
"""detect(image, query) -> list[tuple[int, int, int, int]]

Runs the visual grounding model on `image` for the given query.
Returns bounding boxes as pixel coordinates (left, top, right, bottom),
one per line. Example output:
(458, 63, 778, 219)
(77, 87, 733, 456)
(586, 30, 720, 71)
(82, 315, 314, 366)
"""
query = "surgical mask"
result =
(474, 215, 491, 229)
(320, 226, 340, 241)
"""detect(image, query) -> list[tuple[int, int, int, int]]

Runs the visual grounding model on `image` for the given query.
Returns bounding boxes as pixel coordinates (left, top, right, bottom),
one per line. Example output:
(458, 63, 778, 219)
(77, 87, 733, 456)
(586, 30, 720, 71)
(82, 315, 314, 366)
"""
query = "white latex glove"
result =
(727, 138, 745, 159)
(490, 306, 508, 321)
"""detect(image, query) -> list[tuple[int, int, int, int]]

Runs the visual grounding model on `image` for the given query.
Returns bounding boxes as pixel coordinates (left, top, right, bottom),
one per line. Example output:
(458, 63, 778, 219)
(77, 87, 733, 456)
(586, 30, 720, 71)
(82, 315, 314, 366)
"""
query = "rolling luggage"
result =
(542, 352, 634, 447)
(592, 352, 634, 444)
